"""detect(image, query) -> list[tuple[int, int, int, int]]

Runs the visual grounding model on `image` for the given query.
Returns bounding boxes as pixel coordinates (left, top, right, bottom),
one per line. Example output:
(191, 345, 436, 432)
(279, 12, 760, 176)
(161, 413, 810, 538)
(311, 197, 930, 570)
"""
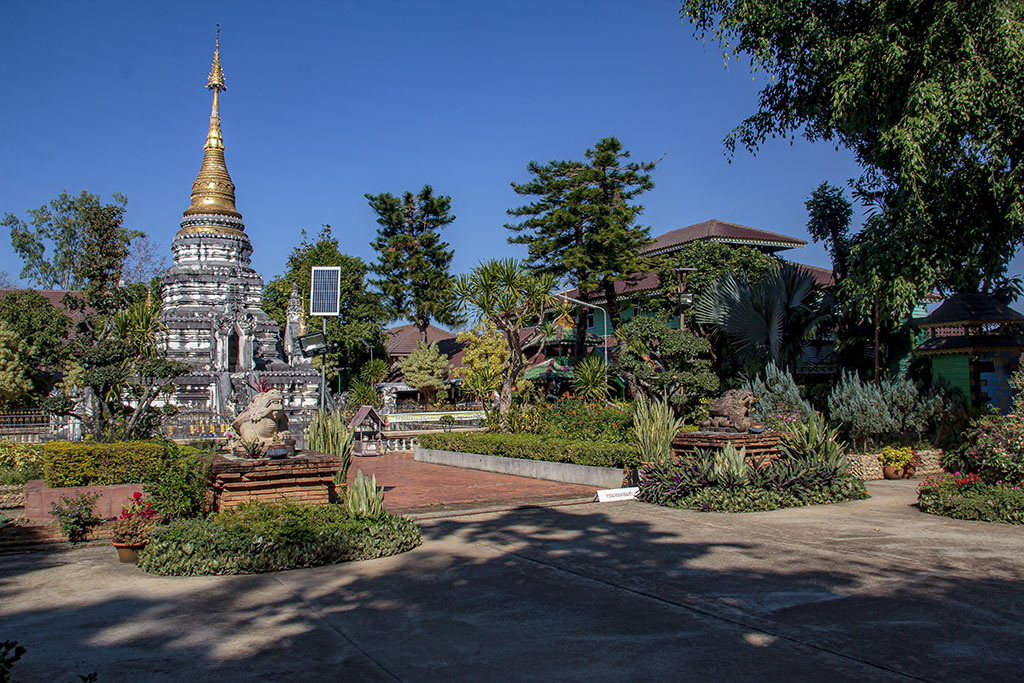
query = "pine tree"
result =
(506, 137, 655, 356)
(368, 186, 459, 342)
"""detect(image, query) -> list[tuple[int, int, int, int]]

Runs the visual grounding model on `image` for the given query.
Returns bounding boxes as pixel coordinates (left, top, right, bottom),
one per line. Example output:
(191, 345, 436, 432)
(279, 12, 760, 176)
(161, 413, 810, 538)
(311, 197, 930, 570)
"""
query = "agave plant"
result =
(632, 394, 684, 464)
(346, 469, 385, 519)
(780, 412, 848, 472)
(711, 442, 751, 486)
(306, 409, 355, 484)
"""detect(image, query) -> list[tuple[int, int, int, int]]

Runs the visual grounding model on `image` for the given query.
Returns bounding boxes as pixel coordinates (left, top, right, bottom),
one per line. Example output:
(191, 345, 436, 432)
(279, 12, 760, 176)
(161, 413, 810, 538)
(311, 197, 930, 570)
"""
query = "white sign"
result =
(310, 266, 341, 317)
(595, 487, 639, 502)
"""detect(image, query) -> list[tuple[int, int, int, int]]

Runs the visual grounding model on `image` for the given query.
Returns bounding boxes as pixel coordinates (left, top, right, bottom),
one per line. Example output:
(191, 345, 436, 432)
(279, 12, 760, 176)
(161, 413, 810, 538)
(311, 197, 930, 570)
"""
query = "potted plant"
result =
(111, 492, 159, 564)
(878, 446, 914, 479)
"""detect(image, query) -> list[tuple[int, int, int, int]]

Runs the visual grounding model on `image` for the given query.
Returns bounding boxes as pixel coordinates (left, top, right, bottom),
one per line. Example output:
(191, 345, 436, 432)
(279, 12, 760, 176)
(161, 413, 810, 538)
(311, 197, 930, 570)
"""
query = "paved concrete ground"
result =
(2, 480, 1022, 682)
(346, 451, 596, 511)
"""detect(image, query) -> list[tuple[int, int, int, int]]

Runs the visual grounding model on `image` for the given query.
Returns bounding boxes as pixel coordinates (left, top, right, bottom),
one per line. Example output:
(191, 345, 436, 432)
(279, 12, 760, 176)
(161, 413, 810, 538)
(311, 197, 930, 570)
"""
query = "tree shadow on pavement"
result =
(1, 503, 1022, 682)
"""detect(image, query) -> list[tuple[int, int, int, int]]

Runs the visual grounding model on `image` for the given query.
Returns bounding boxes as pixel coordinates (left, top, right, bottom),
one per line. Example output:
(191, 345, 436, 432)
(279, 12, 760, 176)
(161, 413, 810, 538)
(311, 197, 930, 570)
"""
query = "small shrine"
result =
(349, 405, 385, 456)
(915, 292, 1024, 413)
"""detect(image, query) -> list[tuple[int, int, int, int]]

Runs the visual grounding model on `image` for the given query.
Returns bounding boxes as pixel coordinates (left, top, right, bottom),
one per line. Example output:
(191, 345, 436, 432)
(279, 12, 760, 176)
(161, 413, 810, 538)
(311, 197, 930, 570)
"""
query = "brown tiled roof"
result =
(789, 262, 835, 288)
(558, 272, 662, 301)
(0, 288, 90, 320)
(385, 323, 455, 356)
(642, 218, 807, 255)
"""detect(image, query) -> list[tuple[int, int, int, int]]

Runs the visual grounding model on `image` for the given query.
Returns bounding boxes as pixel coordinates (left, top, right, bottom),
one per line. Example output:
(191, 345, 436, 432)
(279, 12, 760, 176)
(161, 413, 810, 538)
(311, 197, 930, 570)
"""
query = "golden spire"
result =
(184, 26, 241, 221)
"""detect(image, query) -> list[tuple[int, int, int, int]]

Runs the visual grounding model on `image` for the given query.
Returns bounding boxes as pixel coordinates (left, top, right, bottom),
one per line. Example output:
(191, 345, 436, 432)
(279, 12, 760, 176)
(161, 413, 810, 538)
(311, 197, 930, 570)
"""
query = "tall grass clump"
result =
(633, 394, 684, 464)
(305, 409, 355, 485)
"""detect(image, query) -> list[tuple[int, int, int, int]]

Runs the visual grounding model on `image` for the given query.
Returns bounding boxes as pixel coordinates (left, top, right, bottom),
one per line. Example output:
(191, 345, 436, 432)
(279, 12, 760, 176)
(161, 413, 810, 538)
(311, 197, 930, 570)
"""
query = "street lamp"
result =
(673, 267, 697, 329)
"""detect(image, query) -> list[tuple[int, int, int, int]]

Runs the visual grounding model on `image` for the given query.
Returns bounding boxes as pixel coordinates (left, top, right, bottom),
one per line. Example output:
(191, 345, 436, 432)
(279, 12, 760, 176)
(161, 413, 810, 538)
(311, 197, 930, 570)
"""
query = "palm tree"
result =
(693, 262, 825, 375)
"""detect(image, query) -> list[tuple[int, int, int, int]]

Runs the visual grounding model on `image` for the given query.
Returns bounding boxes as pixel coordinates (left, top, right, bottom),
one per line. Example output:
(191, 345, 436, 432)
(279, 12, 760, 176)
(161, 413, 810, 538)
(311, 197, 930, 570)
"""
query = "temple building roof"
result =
(917, 293, 1024, 329)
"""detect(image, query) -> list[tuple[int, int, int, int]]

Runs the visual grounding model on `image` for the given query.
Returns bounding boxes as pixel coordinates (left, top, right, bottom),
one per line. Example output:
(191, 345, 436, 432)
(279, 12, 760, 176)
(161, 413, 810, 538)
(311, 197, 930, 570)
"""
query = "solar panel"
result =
(309, 266, 341, 317)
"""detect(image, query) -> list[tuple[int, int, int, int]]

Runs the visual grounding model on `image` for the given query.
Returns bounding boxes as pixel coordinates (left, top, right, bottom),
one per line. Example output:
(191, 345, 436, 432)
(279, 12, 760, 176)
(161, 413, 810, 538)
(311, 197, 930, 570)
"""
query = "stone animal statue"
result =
(231, 389, 291, 452)
(699, 389, 756, 433)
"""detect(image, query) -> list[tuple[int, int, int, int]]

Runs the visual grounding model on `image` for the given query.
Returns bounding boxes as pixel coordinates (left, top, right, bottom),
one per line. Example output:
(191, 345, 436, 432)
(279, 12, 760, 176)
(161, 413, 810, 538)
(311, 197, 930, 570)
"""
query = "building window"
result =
(582, 312, 595, 329)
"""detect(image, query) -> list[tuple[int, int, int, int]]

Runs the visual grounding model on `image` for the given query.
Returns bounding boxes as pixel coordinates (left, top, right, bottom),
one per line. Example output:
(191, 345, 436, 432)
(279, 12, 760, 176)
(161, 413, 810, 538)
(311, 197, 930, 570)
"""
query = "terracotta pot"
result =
(902, 464, 917, 479)
(112, 542, 146, 564)
(882, 465, 903, 480)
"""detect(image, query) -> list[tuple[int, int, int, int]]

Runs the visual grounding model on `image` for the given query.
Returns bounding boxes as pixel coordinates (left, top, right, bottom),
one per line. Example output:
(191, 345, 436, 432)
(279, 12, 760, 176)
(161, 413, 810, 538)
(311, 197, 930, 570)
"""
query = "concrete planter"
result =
(414, 447, 626, 488)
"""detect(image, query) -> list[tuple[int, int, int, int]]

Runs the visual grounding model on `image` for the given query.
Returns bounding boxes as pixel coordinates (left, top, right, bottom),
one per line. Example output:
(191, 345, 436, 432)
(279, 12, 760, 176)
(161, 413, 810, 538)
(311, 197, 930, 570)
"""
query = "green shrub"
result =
(138, 500, 421, 575)
(780, 413, 849, 472)
(145, 451, 210, 520)
(917, 472, 1024, 524)
(0, 442, 43, 485)
(41, 441, 166, 487)
(419, 431, 637, 469)
(878, 445, 914, 469)
(745, 363, 814, 424)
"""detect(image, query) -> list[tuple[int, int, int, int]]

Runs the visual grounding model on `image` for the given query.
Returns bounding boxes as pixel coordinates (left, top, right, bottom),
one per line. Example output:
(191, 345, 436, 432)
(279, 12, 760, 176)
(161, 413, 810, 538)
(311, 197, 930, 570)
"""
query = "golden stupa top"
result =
(183, 29, 242, 222)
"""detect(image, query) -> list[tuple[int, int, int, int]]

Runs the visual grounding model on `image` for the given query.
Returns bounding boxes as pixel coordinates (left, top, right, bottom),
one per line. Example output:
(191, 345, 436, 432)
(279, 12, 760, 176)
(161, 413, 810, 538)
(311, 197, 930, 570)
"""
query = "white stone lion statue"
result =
(231, 389, 290, 452)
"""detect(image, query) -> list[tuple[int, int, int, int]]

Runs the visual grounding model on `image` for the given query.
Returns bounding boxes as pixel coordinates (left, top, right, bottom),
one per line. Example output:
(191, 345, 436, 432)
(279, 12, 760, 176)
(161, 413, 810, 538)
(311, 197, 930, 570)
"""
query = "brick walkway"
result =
(344, 451, 596, 511)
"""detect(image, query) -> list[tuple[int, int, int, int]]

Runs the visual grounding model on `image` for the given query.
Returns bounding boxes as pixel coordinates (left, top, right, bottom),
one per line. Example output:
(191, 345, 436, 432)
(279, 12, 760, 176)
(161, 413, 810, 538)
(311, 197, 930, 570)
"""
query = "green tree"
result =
(453, 259, 558, 422)
(693, 262, 826, 375)
(805, 182, 853, 283)
(263, 226, 385, 388)
(611, 316, 719, 421)
(680, 0, 1024, 293)
(0, 290, 71, 394)
(646, 242, 778, 322)
(399, 341, 451, 405)
(3, 190, 142, 297)
(506, 137, 656, 355)
(0, 324, 32, 407)
(453, 323, 510, 381)
(368, 185, 460, 341)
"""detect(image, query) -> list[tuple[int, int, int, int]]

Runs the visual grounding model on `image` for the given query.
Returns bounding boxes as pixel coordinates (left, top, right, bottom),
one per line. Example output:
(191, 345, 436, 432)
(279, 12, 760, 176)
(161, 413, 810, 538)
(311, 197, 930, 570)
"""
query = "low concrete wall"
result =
(414, 447, 624, 488)
(23, 480, 145, 522)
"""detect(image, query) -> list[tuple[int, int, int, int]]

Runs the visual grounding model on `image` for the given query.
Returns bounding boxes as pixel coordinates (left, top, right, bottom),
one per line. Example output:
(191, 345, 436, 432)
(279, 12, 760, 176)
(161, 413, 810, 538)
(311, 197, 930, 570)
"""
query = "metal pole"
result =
(555, 292, 609, 392)
(320, 317, 326, 411)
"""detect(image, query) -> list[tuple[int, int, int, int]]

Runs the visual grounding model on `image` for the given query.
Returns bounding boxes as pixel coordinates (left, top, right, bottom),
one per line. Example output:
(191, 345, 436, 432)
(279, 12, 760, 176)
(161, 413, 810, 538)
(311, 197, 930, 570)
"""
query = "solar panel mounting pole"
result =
(309, 266, 342, 413)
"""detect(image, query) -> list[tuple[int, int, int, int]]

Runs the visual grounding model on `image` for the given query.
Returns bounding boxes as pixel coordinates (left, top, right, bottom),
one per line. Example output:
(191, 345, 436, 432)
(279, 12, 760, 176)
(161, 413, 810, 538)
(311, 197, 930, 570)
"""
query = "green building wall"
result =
(931, 354, 972, 406)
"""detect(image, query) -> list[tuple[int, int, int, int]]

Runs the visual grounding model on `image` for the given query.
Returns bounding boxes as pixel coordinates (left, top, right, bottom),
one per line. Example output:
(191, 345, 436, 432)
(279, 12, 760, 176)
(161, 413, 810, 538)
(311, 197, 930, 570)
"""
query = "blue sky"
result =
(2, 1, 1016, 289)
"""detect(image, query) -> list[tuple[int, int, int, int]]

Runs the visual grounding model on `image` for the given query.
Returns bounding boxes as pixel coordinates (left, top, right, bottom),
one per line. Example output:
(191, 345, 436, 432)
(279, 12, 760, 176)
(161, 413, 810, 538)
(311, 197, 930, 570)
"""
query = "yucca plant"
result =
(346, 469, 385, 519)
(632, 394, 684, 464)
(305, 409, 355, 485)
(572, 355, 609, 400)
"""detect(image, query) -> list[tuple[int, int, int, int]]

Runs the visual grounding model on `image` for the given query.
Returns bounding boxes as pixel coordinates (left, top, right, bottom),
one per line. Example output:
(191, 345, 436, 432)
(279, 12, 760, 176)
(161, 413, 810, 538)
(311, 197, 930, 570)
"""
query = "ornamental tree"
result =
(399, 341, 451, 405)
(453, 259, 557, 423)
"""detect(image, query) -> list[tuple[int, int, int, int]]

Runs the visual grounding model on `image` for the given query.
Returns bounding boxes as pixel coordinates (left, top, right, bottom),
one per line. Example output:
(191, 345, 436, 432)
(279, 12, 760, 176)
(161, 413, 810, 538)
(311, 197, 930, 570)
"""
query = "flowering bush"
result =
(49, 492, 103, 544)
(539, 396, 632, 444)
(948, 414, 1024, 486)
(917, 472, 1024, 524)
(0, 441, 43, 485)
(878, 446, 914, 469)
(112, 492, 159, 545)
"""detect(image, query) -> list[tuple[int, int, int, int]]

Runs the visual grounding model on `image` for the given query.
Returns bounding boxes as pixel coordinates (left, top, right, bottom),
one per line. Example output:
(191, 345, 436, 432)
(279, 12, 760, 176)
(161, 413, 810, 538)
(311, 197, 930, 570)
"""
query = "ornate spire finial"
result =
(183, 26, 242, 222)
(207, 25, 226, 92)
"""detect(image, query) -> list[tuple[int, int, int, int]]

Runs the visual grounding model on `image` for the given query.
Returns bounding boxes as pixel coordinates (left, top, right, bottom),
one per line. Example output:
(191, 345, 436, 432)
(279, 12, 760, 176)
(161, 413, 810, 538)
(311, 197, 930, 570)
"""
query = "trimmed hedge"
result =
(41, 441, 167, 487)
(644, 480, 867, 512)
(419, 431, 637, 469)
(138, 500, 422, 575)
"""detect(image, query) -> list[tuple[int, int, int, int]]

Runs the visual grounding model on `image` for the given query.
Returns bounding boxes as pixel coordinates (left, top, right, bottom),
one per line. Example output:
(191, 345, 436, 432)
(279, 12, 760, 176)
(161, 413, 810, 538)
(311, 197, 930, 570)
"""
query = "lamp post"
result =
(673, 267, 696, 330)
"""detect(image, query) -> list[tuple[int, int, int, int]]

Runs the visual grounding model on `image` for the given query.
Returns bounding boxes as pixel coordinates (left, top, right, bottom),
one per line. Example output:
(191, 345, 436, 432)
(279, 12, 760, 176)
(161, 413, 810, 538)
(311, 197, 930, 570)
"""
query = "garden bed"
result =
(23, 480, 145, 522)
(138, 500, 422, 575)
(917, 473, 1024, 525)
